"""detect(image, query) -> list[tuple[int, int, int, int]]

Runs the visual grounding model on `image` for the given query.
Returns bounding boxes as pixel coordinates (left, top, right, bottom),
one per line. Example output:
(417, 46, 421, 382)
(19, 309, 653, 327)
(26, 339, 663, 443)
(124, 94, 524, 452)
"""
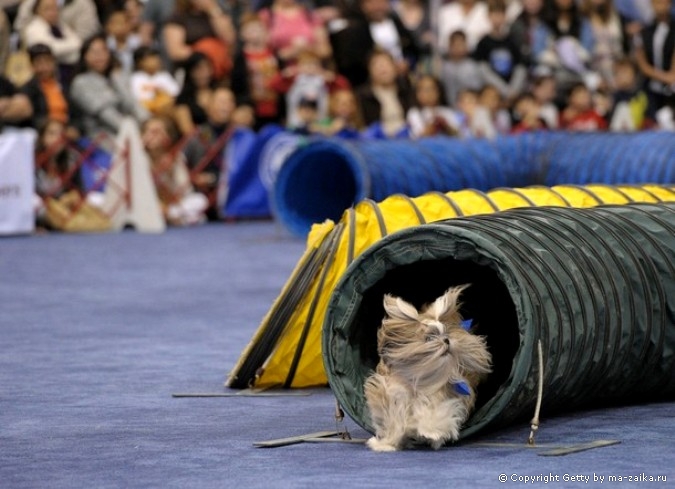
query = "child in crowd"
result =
(105, 8, 142, 76)
(34, 118, 82, 201)
(231, 12, 282, 130)
(407, 74, 460, 138)
(130, 46, 180, 117)
(478, 84, 511, 134)
(441, 30, 484, 106)
(308, 88, 364, 138)
(608, 57, 648, 130)
(510, 93, 549, 132)
(183, 85, 238, 219)
(531, 72, 560, 128)
(454, 88, 481, 138)
(268, 48, 351, 130)
(560, 82, 608, 130)
(473, 0, 527, 103)
(141, 115, 207, 226)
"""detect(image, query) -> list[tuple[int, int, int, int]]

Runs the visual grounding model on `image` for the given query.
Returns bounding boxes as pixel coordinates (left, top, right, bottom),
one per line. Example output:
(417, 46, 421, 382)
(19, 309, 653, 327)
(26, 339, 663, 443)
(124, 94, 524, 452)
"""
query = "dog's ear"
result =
(426, 284, 470, 323)
(382, 294, 419, 321)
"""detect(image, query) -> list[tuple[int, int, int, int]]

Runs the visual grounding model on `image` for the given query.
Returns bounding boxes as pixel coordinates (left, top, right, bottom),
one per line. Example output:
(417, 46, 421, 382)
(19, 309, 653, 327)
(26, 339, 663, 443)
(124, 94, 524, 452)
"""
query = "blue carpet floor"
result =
(1, 222, 674, 489)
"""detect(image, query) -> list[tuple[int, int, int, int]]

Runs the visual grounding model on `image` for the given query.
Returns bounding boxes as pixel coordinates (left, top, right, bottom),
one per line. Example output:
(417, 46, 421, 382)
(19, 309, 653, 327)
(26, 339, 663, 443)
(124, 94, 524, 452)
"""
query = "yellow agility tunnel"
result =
(226, 183, 675, 389)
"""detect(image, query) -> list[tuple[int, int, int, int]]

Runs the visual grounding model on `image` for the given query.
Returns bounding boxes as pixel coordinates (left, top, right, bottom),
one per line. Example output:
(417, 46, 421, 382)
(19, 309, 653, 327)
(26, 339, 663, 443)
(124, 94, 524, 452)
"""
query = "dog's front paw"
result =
(366, 436, 398, 452)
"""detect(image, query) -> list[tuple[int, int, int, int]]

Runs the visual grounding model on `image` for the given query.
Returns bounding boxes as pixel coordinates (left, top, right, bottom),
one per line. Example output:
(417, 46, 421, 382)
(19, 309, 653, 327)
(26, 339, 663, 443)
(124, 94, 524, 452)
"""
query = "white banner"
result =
(0, 128, 36, 235)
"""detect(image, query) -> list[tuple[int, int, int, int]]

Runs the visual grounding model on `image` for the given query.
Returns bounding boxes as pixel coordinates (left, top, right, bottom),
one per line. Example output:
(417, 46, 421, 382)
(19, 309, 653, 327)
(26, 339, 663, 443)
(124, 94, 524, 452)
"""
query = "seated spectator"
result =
(34, 118, 82, 202)
(230, 12, 283, 129)
(69, 33, 149, 149)
(21, 0, 83, 89)
(608, 57, 649, 129)
(509, 0, 554, 68)
(183, 85, 237, 219)
(531, 71, 561, 128)
(441, 30, 484, 106)
(20, 44, 71, 129)
(105, 8, 142, 76)
(162, 0, 236, 81)
(330, 0, 419, 87)
(130, 46, 180, 117)
(539, 0, 596, 92)
(356, 48, 414, 137)
(559, 82, 608, 130)
(141, 115, 207, 226)
(633, 0, 675, 118)
(258, 0, 332, 67)
(437, 0, 491, 54)
(510, 92, 549, 132)
(268, 48, 351, 129)
(310, 87, 365, 137)
(14, 0, 101, 44)
(478, 84, 512, 133)
(0, 75, 33, 127)
(474, 0, 528, 103)
(394, 0, 434, 70)
(581, 0, 626, 89)
(453, 88, 482, 137)
(124, 0, 145, 36)
(407, 74, 461, 138)
(172, 51, 217, 136)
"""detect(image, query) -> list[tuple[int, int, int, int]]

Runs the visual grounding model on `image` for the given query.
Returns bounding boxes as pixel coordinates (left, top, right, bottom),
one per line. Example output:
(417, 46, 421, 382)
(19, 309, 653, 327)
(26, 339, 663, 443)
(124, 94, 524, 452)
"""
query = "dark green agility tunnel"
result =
(323, 202, 675, 440)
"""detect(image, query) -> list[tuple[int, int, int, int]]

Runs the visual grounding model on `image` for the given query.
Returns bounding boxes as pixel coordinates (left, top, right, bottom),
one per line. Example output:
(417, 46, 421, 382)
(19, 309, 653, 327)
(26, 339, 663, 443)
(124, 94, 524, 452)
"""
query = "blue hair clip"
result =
(453, 381, 471, 396)
(461, 319, 473, 331)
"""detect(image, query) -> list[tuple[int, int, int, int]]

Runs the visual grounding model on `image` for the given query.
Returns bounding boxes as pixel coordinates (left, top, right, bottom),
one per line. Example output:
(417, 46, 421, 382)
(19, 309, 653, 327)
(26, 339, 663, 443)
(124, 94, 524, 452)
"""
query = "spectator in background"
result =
(453, 87, 481, 137)
(230, 12, 282, 129)
(130, 46, 181, 117)
(268, 48, 351, 129)
(173, 51, 217, 136)
(440, 30, 484, 105)
(21, 0, 83, 89)
(633, 0, 675, 118)
(474, 0, 528, 103)
(407, 73, 460, 137)
(393, 0, 434, 70)
(478, 83, 512, 132)
(34, 118, 83, 202)
(162, 0, 236, 81)
(539, 0, 596, 91)
(0, 75, 33, 127)
(183, 85, 238, 219)
(356, 47, 414, 137)
(14, 0, 101, 43)
(69, 33, 149, 148)
(141, 115, 208, 226)
(258, 0, 333, 67)
(531, 71, 560, 127)
(20, 43, 71, 130)
(608, 57, 648, 129)
(511, 92, 549, 132)
(581, 0, 626, 89)
(105, 8, 142, 75)
(437, 0, 491, 53)
(124, 0, 144, 35)
(311, 87, 365, 137)
(508, 0, 553, 68)
(330, 0, 419, 87)
(559, 82, 608, 129)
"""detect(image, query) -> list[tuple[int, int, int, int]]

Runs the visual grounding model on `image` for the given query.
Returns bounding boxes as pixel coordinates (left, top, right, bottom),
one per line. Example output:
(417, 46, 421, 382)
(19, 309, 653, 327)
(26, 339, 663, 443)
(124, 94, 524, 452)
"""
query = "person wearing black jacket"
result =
(329, 0, 420, 88)
(634, 0, 675, 117)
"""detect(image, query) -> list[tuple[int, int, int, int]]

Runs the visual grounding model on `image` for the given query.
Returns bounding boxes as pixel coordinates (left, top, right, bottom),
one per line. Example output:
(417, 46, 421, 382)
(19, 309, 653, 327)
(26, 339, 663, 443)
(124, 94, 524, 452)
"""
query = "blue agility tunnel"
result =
(272, 132, 675, 236)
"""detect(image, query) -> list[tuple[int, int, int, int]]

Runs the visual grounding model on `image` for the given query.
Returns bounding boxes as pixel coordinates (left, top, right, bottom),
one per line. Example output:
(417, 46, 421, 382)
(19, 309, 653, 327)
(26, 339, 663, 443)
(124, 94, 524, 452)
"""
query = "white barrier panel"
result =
(0, 128, 36, 235)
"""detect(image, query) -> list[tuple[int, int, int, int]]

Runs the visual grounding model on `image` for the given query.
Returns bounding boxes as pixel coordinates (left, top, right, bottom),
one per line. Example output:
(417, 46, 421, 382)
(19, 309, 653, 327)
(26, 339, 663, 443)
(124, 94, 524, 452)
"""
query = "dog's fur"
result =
(364, 285, 492, 451)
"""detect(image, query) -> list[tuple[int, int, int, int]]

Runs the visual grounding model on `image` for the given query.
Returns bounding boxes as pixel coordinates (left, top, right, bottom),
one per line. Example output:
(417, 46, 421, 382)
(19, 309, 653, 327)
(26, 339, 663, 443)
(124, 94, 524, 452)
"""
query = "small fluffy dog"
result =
(364, 285, 492, 451)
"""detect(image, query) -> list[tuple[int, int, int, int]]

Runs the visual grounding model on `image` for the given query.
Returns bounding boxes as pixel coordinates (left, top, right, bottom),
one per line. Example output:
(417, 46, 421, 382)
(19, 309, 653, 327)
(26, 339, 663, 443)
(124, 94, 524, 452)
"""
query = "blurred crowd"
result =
(1, 0, 674, 228)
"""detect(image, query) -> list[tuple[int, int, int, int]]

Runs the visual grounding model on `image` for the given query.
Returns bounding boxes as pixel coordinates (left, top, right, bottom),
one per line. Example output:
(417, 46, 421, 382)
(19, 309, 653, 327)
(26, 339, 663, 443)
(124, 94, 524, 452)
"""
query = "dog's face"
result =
(377, 285, 491, 391)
